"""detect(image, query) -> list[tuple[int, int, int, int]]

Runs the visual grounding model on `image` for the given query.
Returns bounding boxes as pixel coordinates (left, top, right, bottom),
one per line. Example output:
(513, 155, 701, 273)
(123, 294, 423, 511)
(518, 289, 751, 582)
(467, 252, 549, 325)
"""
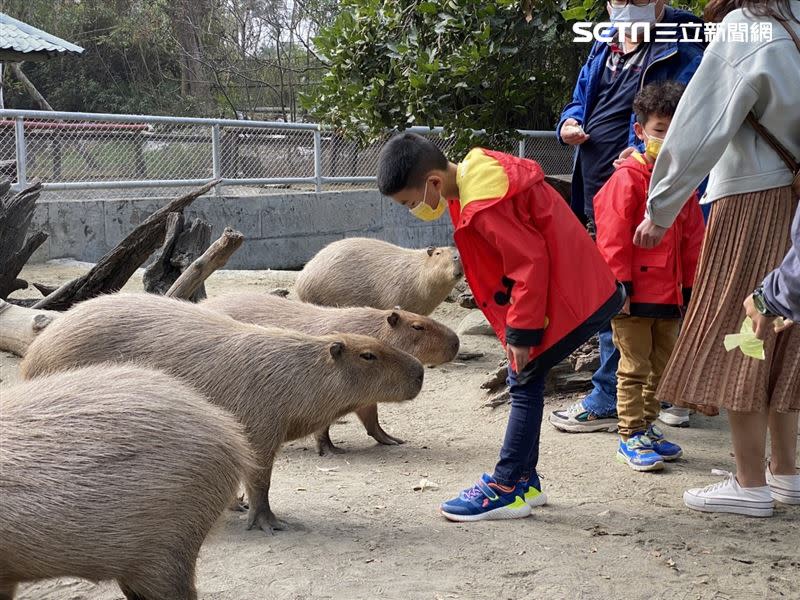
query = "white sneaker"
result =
(658, 403, 690, 428)
(684, 469, 774, 517)
(766, 466, 800, 505)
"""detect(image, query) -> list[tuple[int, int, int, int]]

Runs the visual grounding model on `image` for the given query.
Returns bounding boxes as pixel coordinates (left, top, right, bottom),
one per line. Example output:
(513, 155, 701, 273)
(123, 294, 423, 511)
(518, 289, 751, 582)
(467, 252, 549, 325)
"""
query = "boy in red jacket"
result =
(377, 133, 625, 521)
(594, 81, 704, 472)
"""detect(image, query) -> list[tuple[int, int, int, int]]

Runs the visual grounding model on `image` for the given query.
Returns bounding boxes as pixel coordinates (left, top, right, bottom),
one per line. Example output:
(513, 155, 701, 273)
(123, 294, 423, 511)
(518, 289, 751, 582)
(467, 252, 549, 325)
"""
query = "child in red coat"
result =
(377, 133, 624, 521)
(594, 81, 704, 472)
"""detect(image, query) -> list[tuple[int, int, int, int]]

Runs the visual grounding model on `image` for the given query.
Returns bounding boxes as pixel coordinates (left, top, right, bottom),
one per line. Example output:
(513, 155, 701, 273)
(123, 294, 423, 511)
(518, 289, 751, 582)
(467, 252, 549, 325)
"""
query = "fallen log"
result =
(33, 179, 220, 310)
(0, 299, 59, 356)
(165, 227, 243, 300)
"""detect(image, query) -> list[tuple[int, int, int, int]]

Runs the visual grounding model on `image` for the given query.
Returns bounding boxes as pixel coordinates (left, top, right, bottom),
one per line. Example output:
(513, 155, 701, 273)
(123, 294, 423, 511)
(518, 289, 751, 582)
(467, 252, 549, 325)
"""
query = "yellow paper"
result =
(723, 317, 765, 360)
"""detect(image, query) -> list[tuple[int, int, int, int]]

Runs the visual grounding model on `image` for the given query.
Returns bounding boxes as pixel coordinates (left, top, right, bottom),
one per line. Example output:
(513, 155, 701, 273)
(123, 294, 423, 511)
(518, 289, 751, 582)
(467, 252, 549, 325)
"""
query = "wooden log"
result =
(165, 227, 243, 300)
(0, 299, 59, 356)
(0, 181, 46, 299)
(143, 212, 212, 302)
(33, 179, 220, 310)
(31, 281, 59, 297)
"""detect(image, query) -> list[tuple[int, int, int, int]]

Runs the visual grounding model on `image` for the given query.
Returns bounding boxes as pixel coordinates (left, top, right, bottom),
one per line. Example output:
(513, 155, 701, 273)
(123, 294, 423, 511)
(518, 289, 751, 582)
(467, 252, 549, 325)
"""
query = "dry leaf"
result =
(413, 478, 440, 491)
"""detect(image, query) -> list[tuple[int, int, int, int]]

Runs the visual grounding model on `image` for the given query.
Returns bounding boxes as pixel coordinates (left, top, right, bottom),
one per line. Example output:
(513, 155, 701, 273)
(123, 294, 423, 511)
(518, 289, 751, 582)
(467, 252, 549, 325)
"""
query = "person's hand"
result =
(613, 146, 636, 169)
(506, 343, 531, 373)
(620, 297, 631, 315)
(743, 295, 795, 340)
(560, 118, 590, 146)
(633, 218, 668, 249)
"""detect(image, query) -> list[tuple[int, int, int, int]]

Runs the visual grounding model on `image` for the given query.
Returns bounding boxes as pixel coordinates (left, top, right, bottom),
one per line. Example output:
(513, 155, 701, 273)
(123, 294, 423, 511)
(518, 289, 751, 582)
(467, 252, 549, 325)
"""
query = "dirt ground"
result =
(3, 262, 798, 600)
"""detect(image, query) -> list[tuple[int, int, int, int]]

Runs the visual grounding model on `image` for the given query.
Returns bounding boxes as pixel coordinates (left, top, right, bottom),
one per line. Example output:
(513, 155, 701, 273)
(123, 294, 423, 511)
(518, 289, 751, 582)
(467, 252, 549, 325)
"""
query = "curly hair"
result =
(632, 80, 687, 125)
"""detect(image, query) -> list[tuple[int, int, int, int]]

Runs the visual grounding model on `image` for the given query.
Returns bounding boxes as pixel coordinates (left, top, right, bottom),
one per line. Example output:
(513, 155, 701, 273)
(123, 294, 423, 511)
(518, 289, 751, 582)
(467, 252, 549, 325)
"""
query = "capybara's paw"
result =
(317, 440, 347, 456)
(369, 428, 405, 446)
(246, 509, 285, 534)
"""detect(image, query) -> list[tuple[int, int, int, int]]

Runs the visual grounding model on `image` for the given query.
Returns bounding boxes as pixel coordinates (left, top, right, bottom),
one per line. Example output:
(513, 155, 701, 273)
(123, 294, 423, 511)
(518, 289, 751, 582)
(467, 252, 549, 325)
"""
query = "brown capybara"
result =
(202, 292, 460, 454)
(0, 364, 251, 600)
(20, 293, 424, 534)
(294, 237, 463, 315)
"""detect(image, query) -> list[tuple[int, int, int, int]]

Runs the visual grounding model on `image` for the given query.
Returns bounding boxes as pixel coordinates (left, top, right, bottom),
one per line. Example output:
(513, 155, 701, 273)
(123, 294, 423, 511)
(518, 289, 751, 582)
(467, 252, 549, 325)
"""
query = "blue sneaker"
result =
(616, 434, 665, 472)
(440, 474, 532, 522)
(520, 481, 548, 507)
(647, 424, 683, 461)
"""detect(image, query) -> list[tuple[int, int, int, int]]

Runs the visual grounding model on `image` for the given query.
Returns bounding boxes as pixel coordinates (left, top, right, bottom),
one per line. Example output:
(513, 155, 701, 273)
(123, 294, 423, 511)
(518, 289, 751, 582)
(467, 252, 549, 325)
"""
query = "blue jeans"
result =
(582, 324, 619, 416)
(493, 367, 547, 488)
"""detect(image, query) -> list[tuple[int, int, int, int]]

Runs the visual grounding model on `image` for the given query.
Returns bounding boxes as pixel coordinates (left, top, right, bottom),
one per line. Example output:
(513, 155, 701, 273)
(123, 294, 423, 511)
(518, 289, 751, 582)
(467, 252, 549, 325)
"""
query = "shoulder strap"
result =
(746, 19, 800, 174)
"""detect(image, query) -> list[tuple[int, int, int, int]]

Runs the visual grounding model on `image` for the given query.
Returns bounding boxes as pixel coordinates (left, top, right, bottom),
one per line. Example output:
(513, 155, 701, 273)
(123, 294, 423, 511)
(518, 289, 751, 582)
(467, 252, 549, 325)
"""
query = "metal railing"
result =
(0, 109, 573, 199)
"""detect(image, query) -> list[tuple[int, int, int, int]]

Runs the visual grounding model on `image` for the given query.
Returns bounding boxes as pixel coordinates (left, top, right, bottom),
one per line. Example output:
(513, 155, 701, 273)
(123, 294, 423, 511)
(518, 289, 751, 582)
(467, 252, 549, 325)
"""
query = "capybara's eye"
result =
(359, 352, 377, 361)
(411, 324, 425, 331)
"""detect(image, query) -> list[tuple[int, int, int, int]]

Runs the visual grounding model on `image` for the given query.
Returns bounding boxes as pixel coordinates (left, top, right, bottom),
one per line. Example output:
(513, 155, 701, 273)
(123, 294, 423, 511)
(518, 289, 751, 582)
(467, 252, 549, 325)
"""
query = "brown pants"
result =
(612, 316, 680, 439)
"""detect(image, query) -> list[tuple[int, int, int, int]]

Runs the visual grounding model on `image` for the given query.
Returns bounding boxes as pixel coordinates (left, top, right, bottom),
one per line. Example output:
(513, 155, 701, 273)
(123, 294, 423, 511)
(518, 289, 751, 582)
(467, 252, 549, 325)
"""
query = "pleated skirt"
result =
(657, 187, 800, 414)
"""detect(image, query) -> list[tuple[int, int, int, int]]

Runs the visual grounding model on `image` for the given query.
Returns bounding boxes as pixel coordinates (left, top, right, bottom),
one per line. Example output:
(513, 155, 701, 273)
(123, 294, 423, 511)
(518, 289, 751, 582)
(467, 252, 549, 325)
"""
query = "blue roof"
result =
(0, 12, 84, 59)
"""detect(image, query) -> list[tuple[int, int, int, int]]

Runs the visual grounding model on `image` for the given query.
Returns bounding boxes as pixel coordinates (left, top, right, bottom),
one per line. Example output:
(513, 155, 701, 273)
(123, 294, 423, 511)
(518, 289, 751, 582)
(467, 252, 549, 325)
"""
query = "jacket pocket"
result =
(632, 250, 669, 270)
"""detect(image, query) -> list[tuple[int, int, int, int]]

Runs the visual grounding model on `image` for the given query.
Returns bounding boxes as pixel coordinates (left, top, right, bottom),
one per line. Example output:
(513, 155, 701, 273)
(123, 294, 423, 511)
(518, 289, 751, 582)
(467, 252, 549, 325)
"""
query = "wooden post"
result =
(165, 227, 243, 300)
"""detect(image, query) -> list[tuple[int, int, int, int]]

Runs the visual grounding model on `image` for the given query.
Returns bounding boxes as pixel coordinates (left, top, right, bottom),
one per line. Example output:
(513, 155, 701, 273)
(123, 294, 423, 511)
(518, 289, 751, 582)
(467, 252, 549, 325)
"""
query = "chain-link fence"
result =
(0, 110, 574, 200)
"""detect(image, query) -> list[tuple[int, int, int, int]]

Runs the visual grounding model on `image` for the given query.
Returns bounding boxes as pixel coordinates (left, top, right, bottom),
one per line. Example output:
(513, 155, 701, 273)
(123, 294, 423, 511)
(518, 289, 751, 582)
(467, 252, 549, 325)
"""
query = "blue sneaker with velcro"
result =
(440, 473, 531, 522)
(616, 433, 665, 472)
(647, 424, 683, 461)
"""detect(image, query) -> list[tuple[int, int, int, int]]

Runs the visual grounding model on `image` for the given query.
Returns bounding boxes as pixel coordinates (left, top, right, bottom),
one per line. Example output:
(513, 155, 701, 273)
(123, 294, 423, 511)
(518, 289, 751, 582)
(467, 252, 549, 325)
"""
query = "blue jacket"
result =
(763, 201, 800, 322)
(557, 6, 706, 219)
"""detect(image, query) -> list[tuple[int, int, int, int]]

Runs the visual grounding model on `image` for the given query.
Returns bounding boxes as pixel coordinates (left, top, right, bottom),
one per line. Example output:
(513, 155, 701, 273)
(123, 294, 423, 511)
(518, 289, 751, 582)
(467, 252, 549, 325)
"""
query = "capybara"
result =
(202, 292, 460, 454)
(0, 364, 251, 600)
(20, 293, 424, 533)
(295, 237, 463, 315)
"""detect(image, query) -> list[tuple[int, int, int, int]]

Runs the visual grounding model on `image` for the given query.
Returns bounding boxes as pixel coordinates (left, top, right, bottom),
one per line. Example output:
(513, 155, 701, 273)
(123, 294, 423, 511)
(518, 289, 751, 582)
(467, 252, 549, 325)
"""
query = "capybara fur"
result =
(202, 292, 460, 454)
(0, 364, 251, 600)
(20, 293, 424, 533)
(295, 237, 463, 315)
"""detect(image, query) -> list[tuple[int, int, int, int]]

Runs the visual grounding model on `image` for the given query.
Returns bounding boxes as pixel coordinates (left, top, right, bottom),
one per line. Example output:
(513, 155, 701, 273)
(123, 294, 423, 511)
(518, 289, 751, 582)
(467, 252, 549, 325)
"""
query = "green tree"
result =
(303, 0, 709, 154)
(304, 0, 586, 154)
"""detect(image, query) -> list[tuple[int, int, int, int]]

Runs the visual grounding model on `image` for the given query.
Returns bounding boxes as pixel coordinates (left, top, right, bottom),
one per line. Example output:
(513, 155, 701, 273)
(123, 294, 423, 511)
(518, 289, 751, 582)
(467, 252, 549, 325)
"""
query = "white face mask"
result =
(608, 2, 658, 25)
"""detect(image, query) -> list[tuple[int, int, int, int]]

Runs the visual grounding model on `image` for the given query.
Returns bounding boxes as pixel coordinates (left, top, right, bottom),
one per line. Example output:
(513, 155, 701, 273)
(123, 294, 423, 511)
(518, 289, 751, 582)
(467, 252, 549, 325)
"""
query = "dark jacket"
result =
(557, 6, 706, 219)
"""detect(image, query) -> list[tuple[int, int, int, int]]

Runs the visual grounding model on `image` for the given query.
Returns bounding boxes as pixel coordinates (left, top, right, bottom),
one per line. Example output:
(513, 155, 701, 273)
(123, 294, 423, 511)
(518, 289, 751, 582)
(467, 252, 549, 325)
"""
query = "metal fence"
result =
(0, 109, 574, 200)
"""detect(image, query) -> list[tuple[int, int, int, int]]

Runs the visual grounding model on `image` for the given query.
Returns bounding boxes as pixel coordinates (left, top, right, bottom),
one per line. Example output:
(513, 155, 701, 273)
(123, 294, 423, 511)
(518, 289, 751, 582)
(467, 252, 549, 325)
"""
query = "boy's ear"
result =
(633, 122, 646, 142)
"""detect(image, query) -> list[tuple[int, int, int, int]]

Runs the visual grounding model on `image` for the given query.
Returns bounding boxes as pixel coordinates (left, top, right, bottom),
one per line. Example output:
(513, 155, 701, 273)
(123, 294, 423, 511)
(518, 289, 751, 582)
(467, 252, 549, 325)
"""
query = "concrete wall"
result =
(28, 190, 455, 269)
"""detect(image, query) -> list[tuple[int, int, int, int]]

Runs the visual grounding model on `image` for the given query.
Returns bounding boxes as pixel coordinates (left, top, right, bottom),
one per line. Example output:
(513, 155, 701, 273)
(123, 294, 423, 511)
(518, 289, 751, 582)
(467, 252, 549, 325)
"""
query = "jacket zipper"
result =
(639, 47, 678, 91)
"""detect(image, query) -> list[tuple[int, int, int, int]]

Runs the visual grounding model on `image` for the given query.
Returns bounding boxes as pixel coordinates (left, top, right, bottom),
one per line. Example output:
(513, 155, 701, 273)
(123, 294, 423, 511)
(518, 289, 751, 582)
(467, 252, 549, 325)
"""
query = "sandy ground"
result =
(2, 262, 798, 600)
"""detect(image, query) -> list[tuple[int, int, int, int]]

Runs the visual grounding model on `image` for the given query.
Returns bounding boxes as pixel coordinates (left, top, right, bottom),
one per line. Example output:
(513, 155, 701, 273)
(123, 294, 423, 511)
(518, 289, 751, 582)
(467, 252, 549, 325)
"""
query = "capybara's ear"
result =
(387, 311, 400, 327)
(329, 341, 345, 358)
(427, 246, 435, 257)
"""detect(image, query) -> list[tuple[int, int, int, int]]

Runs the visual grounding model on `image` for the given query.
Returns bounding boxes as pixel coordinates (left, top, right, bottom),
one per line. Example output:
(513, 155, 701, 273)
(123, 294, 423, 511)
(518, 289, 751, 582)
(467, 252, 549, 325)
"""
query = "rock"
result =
(569, 337, 601, 373)
(457, 311, 495, 337)
(458, 291, 478, 310)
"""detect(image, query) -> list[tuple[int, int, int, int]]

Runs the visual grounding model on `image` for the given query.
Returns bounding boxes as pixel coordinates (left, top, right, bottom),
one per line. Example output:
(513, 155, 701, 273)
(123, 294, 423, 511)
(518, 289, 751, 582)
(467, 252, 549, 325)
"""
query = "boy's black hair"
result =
(377, 132, 449, 195)
(632, 80, 687, 125)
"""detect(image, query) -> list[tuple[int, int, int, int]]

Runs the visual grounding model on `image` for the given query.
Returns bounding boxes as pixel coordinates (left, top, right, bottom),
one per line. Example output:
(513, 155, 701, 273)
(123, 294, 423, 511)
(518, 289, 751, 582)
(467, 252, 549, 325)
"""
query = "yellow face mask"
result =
(410, 180, 447, 222)
(643, 133, 664, 161)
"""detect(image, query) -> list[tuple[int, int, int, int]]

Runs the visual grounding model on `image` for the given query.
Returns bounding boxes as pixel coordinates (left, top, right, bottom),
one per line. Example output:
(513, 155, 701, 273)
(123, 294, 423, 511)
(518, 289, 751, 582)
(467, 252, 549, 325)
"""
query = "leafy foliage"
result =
(304, 0, 586, 155)
(304, 0, 709, 154)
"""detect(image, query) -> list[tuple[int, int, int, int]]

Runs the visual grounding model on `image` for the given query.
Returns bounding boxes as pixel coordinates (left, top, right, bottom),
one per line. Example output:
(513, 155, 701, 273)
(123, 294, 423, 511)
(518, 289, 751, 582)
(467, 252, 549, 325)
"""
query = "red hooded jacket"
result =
(594, 152, 704, 318)
(448, 148, 624, 383)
